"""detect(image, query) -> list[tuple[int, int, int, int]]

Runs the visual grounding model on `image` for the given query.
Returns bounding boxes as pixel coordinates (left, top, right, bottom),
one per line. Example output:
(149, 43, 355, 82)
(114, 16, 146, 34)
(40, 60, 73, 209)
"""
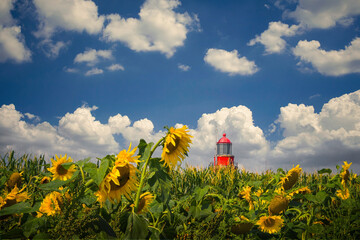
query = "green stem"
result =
(134, 137, 164, 212)
(79, 166, 85, 183)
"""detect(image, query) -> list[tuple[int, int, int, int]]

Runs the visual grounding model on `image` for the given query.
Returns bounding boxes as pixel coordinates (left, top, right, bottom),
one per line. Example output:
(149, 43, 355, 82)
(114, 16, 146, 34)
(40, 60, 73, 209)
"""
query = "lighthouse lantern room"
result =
(214, 133, 234, 166)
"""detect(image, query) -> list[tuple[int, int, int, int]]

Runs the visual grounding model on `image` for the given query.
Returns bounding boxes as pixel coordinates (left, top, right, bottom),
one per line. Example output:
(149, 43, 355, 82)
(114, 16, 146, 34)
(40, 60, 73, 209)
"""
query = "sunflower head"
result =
(161, 125, 192, 169)
(268, 195, 289, 215)
(48, 154, 76, 181)
(239, 186, 252, 202)
(340, 161, 352, 185)
(288, 186, 311, 198)
(40, 176, 51, 184)
(257, 215, 284, 234)
(231, 216, 253, 235)
(1, 186, 30, 209)
(336, 187, 350, 200)
(280, 165, 302, 190)
(37, 191, 63, 217)
(132, 192, 154, 214)
(7, 172, 22, 190)
(100, 160, 138, 203)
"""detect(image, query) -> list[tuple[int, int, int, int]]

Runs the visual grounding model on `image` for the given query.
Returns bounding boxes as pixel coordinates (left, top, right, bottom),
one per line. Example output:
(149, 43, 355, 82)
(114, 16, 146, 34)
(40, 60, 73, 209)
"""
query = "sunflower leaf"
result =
(39, 179, 70, 190)
(124, 212, 148, 240)
(61, 162, 74, 170)
(96, 158, 110, 186)
(317, 168, 332, 175)
(0, 202, 33, 216)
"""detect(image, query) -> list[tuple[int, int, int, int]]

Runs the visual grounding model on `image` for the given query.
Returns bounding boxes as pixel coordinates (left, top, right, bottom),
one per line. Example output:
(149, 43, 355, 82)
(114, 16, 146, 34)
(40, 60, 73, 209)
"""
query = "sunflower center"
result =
(56, 164, 68, 176)
(264, 218, 275, 227)
(110, 165, 130, 190)
(167, 136, 181, 153)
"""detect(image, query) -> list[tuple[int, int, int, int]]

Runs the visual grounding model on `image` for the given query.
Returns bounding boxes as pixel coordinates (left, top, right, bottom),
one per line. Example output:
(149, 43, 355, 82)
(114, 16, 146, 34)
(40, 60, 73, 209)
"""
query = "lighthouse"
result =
(214, 133, 234, 166)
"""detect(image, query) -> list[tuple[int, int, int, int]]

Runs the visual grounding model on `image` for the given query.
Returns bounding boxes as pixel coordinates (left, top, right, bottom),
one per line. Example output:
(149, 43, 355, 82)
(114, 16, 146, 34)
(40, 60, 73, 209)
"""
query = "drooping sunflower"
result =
(340, 161, 352, 185)
(98, 159, 138, 204)
(37, 191, 63, 217)
(231, 216, 254, 235)
(288, 186, 311, 197)
(40, 176, 51, 184)
(134, 192, 154, 214)
(257, 215, 284, 234)
(268, 195, 289, 215)
(0, 185, 30, 209)
(336, 187, 350, 200)
(48, 154, 76, 181)
(279, 165, 302, 190)
(161, 125, 192, 169)
(6, 172, 23, 190)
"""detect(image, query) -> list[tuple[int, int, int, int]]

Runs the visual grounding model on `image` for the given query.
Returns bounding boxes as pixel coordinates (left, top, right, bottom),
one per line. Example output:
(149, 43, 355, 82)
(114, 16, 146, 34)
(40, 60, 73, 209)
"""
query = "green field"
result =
(1, 130, 359, 239)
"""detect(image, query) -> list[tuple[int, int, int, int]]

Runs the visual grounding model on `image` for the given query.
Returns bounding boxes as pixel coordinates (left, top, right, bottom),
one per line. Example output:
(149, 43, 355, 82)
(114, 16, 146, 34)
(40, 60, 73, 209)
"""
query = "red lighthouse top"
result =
(217, 133, 232, 144)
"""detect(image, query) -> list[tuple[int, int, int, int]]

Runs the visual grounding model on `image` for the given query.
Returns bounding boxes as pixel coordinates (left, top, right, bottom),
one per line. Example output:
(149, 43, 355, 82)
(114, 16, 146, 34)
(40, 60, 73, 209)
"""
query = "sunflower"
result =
(161, 125, 192, 169)
(239, 186, 252, 202)
(231, 216, 254, 235)
(37, 191, 63, 217)
(0, 186, 30, 209)
(98, 159, 138, 204)
(48, 154, 76, 181)
(134, 192, 154, 214)
(288, 186, 311, 197)
(340, 161, 352, 185)
(268, 195, 289, 215)
(40, 176, 51, 184)
(336, 187, 350, 200)
(279, 165, 302, 190)
(6, 172, 23, 190)
(257, 215, 284, 234)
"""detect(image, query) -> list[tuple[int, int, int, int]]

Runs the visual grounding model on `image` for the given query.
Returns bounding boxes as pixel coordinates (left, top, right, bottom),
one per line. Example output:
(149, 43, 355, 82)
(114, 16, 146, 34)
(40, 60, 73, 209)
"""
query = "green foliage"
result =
(0, 147, 359, 239)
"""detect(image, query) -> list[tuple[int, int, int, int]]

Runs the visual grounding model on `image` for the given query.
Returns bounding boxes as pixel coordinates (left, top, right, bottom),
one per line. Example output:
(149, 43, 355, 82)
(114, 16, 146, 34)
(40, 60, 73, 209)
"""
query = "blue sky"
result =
(1, 0, 360, 173)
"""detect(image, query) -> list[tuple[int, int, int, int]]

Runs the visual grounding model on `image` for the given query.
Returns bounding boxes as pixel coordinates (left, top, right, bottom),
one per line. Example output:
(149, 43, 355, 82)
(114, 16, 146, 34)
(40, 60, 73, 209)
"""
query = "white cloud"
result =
(2, 90, 360, 172)
(293, 38, 360, 76)
(85, 68, 103, 76)
(271, 90, 360, 171)
(204, 48, 258, 76)
(107, 64, 124, 71)
(102, 0, 200, 58)
(248, 21, 300, 54)
(178, 63, 190, 71)
(187, 106, 269, 169)
(0, 0, 15, 26)
(38, 40, 68, 58)
(64, 67, 79, 73)
(74, 49, 112, 66)
(0, 0, 31, 63)
(34, 0, 104, 38)
(285, 0, 360, 29)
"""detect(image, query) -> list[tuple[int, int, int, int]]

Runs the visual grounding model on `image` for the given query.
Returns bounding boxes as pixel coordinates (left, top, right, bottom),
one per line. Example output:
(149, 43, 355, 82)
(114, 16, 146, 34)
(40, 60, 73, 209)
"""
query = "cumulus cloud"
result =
(33, 0, 104, 38)
(107, 64, 124, 71)
(0, 104, 161, 160)
(102, 0, 200, 58)
(178, 63, 190, 71)
(2, 90, 360, 172)
(74, 49, 113, 66)
(248, 21, 300, 54)
(38, 39, 68, 58)
(85, 67, 103, 76)
(0, 0, 31, 63)
(204, 48, 258, 76)
(293, 38, 360, 76)
(270, 90, 360, 172)
(285, 0, 360, 29)
(187, 106, 269, 169)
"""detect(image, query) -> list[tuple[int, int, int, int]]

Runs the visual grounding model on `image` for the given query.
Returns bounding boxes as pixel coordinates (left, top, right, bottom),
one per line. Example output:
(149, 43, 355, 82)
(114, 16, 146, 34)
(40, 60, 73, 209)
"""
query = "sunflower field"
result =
(1, 126, 359, 239)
